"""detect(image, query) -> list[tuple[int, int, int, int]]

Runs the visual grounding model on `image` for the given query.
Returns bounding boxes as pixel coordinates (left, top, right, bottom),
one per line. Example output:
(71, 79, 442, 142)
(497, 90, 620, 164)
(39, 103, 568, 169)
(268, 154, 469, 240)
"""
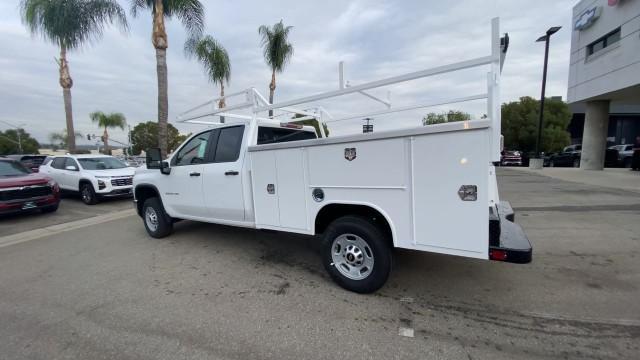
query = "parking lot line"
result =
(0, 209, 136, 249)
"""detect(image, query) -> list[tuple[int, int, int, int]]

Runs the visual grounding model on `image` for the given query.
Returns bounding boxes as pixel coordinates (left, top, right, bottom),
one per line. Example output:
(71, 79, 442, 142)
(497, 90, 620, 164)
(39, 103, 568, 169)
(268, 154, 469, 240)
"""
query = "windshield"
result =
(0, 160, 31, 176)
(78, 157, 127, 170)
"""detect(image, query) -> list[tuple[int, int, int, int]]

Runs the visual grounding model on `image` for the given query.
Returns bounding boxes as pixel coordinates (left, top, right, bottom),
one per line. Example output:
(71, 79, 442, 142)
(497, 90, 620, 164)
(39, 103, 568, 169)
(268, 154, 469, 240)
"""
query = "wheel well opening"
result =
(315, 204, 393, 246)
(135, 186, 159, 216)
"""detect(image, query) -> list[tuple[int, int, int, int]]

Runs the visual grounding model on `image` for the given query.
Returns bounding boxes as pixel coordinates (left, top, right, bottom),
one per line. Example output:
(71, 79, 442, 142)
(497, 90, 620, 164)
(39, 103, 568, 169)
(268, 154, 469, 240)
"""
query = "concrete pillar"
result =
(580, 100, 610, 170)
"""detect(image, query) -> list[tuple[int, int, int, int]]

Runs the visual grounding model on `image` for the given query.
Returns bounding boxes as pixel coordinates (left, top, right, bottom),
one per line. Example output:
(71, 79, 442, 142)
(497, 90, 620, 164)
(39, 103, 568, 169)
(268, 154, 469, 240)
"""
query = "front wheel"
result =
(80, 183, 98, 205)
(321, 216, 392, 293)
(142, 197, 173, 238)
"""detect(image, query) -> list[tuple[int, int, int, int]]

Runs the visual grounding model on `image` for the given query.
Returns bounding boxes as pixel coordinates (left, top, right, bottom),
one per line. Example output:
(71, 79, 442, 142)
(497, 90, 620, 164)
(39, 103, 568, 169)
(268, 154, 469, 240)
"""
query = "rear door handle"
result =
(189, 172, 201, 177)
(225, 171, 239, 176)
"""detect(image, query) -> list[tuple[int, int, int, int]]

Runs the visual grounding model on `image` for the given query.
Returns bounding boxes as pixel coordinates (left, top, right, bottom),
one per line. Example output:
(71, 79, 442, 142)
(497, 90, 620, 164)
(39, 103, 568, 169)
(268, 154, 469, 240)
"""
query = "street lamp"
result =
(534, 26, 561, 160)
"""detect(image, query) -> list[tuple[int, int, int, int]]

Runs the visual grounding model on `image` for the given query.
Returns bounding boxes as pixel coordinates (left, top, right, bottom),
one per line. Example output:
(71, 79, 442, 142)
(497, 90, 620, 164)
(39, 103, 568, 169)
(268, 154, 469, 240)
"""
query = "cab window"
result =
(65, 158, 79, 170)
(51, 157, 66, 169)
(213, 126, 244, 163)
(173, 131, 212, 166)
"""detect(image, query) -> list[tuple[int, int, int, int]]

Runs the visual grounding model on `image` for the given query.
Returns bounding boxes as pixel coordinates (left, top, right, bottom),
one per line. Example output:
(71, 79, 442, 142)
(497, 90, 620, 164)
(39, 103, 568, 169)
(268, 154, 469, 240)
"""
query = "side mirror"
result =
(146, 148, 162, 169)
(65, 165, 77, 171)
(160, 161, 171, 175)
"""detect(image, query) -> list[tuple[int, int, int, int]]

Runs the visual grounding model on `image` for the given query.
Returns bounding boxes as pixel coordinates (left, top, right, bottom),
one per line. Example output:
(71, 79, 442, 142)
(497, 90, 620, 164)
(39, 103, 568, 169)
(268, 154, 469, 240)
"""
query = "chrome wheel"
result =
(145, 207, 159, 232)
(331, 233, 374, 280)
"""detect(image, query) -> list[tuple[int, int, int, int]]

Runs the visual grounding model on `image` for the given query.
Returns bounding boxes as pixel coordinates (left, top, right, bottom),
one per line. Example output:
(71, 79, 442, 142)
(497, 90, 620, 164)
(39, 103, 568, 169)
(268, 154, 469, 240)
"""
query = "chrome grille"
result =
(111, 177, 133, 187)
(0, 185, 52, 202)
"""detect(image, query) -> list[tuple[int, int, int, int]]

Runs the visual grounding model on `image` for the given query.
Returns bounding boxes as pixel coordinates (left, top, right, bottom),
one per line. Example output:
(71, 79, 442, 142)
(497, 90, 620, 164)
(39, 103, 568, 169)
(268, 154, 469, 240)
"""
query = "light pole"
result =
(0, 119, 27, 154)
(534, 26, 561, 160)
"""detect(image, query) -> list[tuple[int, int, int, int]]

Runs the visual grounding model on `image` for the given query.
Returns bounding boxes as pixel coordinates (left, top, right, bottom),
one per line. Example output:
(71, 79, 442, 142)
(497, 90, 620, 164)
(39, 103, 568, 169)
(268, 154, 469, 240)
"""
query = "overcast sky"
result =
(0, 0, 575, 145)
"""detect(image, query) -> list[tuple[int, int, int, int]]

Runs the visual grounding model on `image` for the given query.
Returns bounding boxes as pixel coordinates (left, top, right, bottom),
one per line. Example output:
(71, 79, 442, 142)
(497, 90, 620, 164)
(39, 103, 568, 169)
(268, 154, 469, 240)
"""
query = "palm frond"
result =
(20, 0, 128, 50)
(185, 35, 231, 86)
(131, 0, 203, 37)
(258, 20, 294, 73)
(90, 111, 127, 129)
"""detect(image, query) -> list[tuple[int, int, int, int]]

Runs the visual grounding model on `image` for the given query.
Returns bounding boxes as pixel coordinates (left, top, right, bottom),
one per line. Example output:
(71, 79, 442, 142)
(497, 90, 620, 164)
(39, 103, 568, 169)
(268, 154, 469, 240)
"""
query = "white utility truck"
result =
(133, 19, 531, 293)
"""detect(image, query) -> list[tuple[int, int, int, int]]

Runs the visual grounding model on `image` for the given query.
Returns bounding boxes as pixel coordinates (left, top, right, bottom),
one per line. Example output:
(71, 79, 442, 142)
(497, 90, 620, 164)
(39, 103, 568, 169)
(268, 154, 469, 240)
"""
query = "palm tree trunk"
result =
(219, 83, 225, 123)
(268, 69, 276, 118)
(153, 0, 169, 157)
(59, 46, 76, 153)
(103, 127, 110, 155)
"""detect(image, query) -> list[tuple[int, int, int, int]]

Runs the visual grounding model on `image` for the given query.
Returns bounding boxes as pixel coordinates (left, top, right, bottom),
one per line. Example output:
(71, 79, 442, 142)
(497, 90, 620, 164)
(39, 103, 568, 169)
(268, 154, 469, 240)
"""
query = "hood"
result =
(83, 167, 136, 178)
(0, 172, 51, 189)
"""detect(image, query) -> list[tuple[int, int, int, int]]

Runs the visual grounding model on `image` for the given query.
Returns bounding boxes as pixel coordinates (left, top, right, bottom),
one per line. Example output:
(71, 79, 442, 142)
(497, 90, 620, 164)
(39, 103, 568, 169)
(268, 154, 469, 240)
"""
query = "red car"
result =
(0, 158, 60, 215)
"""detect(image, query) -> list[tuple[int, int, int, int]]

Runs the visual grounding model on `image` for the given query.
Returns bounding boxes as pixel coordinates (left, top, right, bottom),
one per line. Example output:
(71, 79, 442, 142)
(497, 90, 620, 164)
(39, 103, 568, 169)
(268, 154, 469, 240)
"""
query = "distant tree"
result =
(185, 35, 231, 122)
(90, 111, 126, 155)
(130, 121, 189, 155)
(501, 96, 571, 154)
(49, 129, 83, 150)
(291, 114, 329, 138)
(258, 20, 294, 117)
(422, 110, 471, 125)
(130, 0, 204, 157)
(20, 0, 128, 153)
(0, 129, 40, 155)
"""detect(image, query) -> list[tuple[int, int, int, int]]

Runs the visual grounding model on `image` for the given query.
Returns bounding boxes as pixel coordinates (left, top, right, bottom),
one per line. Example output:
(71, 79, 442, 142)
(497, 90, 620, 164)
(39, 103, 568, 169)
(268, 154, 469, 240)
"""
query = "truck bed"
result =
(248, 120, 492, 259)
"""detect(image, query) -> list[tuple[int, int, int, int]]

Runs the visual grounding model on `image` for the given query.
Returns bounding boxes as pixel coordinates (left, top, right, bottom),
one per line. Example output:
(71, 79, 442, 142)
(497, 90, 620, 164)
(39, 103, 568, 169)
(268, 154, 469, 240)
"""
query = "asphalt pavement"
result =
(0, 168, 638, 359)
(0, 194, 132, 237)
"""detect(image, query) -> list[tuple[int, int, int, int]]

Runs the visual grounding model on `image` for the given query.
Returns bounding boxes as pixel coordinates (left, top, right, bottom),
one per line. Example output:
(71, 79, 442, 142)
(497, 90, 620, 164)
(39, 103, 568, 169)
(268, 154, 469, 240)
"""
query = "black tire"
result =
(142, 197, 173, 238)
(624, 157, 632, 168)
(41, 203, 59, 213)
(321, 215, 392, 293)
(80, 183, 99, 205)
(549, 159, 555, 167)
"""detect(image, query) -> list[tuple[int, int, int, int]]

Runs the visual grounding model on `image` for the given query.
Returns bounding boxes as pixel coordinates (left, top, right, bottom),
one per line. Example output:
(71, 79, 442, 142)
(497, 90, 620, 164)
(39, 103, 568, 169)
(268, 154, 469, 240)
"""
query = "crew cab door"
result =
(161, 130, 213, 218)
(46, 157, 69, 190)
(63, 158, 81, 191)
(201, 125, 246, 222)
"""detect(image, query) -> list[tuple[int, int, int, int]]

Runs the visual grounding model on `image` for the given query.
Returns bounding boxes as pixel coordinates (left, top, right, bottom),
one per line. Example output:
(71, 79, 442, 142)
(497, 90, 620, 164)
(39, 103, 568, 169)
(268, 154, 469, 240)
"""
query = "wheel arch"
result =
(134, 184, 161, 217)
(78, 178, 94, 191)
(314, 202, 396, 248)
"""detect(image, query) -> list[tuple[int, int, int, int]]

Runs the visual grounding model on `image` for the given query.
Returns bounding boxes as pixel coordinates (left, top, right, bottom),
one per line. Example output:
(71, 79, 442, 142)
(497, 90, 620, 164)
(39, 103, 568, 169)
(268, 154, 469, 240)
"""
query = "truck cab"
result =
(133, 121, 317, 226)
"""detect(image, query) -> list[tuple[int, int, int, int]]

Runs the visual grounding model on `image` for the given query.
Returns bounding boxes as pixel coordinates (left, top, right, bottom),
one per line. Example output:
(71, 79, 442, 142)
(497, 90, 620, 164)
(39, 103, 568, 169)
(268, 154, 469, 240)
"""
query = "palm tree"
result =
(90, 111, 126, 154)
(258, 20, 294, 118)
(21, 0, 128, 153)
(184, 35, 231, 122)
(49, 129, 82, 150)
(130, 0, 204, 157)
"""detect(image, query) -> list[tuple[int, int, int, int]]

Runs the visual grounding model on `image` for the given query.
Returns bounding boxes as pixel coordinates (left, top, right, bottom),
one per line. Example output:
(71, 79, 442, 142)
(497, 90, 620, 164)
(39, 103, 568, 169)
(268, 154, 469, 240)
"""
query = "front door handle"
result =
(225, 170, 239, 176)
(189, 172, 201, 177)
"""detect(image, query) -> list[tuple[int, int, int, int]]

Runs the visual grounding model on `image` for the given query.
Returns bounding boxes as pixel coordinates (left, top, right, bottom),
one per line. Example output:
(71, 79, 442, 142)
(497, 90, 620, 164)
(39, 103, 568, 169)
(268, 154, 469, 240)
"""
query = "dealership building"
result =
(567, 0, 640, 169)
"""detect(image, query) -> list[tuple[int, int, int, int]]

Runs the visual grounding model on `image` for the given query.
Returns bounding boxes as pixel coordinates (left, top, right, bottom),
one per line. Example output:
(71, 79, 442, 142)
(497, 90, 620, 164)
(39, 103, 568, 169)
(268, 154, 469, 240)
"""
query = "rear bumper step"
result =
(489, 201, 532, 264)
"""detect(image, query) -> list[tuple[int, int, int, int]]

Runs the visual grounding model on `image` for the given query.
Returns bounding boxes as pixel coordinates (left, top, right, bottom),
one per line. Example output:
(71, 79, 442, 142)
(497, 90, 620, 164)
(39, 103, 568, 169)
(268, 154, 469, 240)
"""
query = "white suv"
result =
(40, 154, 135, 205)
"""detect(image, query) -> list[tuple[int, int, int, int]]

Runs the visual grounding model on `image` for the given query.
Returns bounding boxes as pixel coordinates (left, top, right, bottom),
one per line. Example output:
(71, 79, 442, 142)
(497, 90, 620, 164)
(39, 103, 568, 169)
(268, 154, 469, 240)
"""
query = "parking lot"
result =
(0, 168, 639, 359)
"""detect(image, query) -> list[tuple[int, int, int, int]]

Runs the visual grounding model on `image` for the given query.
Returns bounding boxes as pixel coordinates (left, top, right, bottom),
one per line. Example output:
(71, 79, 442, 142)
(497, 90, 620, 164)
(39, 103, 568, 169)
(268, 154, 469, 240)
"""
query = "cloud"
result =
(0, 0, 575, 144)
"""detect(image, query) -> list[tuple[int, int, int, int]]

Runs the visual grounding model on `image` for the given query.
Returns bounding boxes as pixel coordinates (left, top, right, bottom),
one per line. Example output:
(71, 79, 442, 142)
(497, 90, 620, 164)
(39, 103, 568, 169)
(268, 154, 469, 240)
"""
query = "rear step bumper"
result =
(488, 201, 532, 264)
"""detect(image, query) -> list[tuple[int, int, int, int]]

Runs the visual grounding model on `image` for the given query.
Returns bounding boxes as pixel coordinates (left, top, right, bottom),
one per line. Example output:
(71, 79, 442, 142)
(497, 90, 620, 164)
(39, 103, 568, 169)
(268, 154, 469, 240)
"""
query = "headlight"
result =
(97, 180, 106, 190)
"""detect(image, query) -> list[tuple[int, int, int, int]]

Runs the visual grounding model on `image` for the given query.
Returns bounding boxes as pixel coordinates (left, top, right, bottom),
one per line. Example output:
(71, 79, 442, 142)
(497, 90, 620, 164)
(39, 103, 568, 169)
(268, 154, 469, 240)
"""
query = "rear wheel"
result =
(624, 157, 632, 168)
(573, 158, 580, 168)
(80, 183, 98, 205)
(142, 197, 173, 238)
(549, 159, 555, 167)
(321, 215, 392, 293)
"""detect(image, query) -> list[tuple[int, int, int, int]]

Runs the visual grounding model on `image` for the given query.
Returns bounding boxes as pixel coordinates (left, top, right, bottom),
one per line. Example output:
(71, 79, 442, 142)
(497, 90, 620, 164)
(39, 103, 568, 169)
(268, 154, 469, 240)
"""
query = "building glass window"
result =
(587, 28, 621, 57)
